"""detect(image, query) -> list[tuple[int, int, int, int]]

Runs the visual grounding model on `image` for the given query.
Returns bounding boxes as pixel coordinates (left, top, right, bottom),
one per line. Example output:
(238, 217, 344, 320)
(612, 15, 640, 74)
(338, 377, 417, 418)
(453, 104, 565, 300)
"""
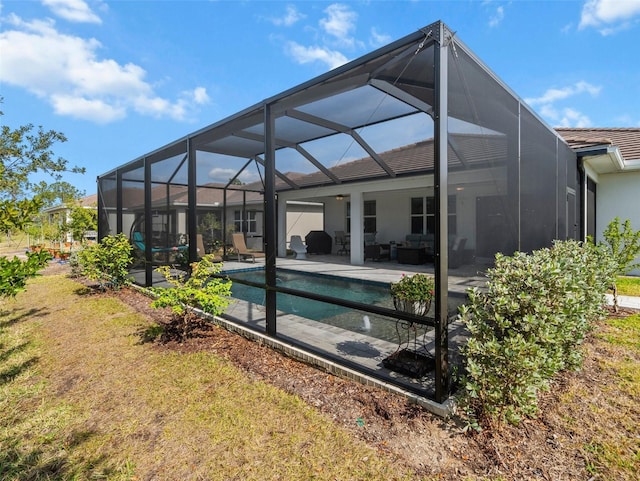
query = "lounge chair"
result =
(289, 235, 307, 259)
(231, 233, 265, 263)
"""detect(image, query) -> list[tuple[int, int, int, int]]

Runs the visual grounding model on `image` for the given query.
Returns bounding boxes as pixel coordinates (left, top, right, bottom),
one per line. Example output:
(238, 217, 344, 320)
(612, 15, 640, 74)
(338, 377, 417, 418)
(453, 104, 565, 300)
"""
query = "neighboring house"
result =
(556, 128, 640, 276)
(41, 194, 97, 243)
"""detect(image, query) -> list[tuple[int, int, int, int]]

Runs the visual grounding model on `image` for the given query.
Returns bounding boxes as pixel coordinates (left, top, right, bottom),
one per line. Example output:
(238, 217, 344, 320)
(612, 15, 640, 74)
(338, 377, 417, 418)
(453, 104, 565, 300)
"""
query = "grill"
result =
(304, 231, 332, 254)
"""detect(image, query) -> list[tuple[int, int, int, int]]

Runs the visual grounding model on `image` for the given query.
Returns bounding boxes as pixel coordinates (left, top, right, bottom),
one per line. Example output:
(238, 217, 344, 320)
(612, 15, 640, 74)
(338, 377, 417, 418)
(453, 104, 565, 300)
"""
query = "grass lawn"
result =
(0, 273, 410, 481)
(1, 268, 639, 480)
(616, 275, 640, 296)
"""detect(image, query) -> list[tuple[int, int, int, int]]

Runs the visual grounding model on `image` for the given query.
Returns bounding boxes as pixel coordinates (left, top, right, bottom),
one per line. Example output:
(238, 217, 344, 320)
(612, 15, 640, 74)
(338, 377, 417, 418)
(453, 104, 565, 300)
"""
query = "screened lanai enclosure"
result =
(98, 21, 581, 406)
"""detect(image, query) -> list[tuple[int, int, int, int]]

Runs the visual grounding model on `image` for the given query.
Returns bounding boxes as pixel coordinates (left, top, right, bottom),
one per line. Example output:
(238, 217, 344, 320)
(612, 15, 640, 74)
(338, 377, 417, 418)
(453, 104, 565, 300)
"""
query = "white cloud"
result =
(271, 4, 305, 27)
(285, 41, 348, 70)
(558, 108, 593, 128)
(0, 14, 207, 124)
(51, 94, 125, 123)
(191, 87, 210, 105)
(42, 0, 102, 24)
(488, 6, 505, 27)
(526, 81, 601, 127)
(369, 27, 391, 47)
(525, 81, 601, 105)
(320, 3, 358, 47)
(579, 0, 640, 34)
(208, 167, 260, 184)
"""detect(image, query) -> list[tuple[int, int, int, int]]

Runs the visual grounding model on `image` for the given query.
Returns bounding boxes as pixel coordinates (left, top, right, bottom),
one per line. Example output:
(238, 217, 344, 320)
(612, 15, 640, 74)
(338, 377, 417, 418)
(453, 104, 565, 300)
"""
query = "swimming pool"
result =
(225, 269, 431, 344)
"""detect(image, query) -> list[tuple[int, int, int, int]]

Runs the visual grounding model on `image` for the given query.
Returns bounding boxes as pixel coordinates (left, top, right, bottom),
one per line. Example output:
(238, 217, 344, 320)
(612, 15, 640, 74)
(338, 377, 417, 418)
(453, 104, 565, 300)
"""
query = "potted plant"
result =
(384, 273, 436, 378)
(390, 273, 435, 317)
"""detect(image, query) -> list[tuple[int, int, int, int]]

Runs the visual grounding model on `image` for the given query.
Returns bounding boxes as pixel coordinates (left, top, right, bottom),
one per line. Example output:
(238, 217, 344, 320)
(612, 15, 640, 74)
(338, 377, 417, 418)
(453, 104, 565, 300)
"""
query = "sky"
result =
(1, 0, 640, 197)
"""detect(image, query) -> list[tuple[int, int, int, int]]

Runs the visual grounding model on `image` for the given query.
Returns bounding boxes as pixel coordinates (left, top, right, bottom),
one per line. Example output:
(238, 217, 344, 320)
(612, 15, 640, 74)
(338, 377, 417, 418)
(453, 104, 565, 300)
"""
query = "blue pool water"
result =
(225, 269, 429, 344)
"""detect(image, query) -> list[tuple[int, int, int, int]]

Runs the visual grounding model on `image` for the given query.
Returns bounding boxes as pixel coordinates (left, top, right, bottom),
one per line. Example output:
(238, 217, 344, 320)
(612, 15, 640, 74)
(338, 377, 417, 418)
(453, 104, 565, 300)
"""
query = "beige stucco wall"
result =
(596, 170, 640, 276)
(285, 202, 324, 243)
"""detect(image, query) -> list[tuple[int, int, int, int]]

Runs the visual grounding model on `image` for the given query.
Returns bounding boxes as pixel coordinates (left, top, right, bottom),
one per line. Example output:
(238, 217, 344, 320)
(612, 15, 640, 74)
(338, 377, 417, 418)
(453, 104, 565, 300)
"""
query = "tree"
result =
(0, 196, 51, 301)
(0, 99, 86, 301)
(69, 204, 98, 244)
(1, 100, 85, 201)
(601, 217, 640, 312)
(32, 181, 85, 209)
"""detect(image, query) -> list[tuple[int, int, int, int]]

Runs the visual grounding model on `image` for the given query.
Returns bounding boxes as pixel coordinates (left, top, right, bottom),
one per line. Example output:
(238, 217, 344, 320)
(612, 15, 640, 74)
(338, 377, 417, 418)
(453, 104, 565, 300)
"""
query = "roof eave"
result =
(577, 145, 626, 174)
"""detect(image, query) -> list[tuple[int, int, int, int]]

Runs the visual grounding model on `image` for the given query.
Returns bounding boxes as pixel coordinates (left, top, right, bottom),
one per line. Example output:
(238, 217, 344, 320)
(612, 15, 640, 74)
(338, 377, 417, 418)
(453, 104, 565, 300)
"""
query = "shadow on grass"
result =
(136, 324, 165, 344)
(0, 430, 121, 481)
(0, 307, 49, 328)
(0, 341, 32, 363)
(0, 356, 39, 386)
(73, 285, 99, 296)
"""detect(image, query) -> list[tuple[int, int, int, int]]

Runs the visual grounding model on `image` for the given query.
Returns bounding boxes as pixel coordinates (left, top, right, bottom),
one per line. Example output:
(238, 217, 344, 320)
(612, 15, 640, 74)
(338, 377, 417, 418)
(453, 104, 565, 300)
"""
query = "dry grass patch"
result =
(1, 274, 410, 480)
(2, 265, 639, 481)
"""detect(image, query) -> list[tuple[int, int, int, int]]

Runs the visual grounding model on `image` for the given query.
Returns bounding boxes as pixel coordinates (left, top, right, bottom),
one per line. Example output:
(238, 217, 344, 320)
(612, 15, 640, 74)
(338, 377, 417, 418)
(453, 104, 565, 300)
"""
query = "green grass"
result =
(616, 276, 640, 297)
(586, 313, 640, 477)
(1, 274, 410, 481)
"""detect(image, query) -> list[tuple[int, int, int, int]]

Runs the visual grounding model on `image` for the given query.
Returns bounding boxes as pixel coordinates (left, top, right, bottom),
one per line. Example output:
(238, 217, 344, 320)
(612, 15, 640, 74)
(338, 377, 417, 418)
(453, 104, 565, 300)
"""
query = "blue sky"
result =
(2, 0, 640, 197)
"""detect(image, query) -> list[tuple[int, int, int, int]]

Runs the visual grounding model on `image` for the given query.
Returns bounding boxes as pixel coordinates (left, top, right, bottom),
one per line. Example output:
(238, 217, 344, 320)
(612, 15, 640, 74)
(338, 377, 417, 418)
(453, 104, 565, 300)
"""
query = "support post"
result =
(349, 191, 364, 265)
(116, 170, 123, 235)
(264, 103, 277, 336)
(144, 157, 153, 287)
(434, 22, 449, 403)
(187, 139, 198, 263)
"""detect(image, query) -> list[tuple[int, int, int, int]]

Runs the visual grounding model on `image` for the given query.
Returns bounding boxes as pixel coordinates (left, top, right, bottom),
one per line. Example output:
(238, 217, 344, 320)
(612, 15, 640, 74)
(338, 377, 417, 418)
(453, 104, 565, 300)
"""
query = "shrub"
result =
(76, 234, 133, 290)
(151, 255, 232, 341)
(601, 217, 640, 312)
(457, 239, 615, 427)
(0, 250, 51, 301)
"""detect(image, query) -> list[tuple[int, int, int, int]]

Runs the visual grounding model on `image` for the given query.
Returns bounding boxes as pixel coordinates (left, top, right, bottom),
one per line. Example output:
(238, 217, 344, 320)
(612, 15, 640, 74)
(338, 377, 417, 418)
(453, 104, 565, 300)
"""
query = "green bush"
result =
(0, 250, 51, 301)
(457, 240, 615, 427)
(151, 255, 232, 340)
(76, 234, 133, 290)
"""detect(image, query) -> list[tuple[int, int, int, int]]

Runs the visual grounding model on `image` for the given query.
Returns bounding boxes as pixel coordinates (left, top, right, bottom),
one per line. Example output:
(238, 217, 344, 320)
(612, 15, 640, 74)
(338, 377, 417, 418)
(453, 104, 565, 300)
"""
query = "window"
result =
(410, 196, 456, 235)
(346, 200, 376, 233)
(364, 200, 376, 233)
(234, 210, 258, 234)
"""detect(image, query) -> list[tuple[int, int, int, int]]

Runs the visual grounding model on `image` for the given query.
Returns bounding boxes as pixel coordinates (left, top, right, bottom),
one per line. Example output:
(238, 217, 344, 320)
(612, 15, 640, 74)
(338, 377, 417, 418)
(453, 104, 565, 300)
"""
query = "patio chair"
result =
(132, 231, 188, 254)
(363, 232, 390, 261)
(231, 233, 265, 263)
(335, 230, 349, 255)
(289, 235, 307, 259)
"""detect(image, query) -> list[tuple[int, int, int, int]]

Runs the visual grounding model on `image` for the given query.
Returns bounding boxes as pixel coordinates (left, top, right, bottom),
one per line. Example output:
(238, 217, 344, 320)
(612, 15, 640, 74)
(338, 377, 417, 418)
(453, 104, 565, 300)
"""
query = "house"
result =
(556, 128, 640, 275)
(97, 20, 636, 403)
(40, 194, 97, 244)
